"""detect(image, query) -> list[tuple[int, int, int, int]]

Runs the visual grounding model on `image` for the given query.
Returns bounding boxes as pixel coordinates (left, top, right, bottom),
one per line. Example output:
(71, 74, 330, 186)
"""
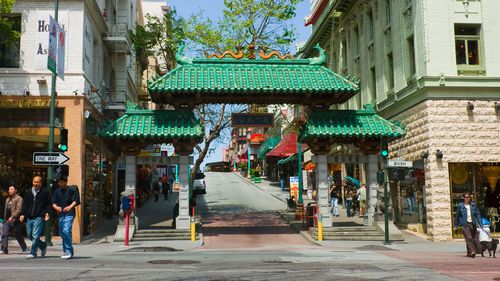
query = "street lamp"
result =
(247, 132, 251, 178)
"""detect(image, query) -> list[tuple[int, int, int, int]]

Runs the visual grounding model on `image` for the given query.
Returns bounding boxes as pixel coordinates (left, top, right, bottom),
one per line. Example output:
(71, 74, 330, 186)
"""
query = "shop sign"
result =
(388, 160, 413, 168)
(290, 176, 299, 203)
(0, 108, 64, 128)
(231, 113, 274, 128)
(0, 99, 53, 108)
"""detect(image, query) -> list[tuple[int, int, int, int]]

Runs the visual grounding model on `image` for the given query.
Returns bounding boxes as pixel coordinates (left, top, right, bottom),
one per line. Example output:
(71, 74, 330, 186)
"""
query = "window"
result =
(353, 26, 359, 55)
(407, 36, 416, 77)
(385, 0, 391, 25)
(386, 52, 394, 91)
(367, 10, 374, 41)
(0, 14, 21, 68)
(370, 67, 376, 103)
(455, 25, 481, 66)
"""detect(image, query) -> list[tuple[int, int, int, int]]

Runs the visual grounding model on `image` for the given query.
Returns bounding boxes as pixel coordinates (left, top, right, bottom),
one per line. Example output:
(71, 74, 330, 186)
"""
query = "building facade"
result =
(302, 0, 500, 240)
(0, 0, 143, 242)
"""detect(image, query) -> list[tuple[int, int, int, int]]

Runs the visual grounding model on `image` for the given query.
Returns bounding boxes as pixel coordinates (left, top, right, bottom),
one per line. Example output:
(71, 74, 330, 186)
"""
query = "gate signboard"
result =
(231, 113, 274, 128)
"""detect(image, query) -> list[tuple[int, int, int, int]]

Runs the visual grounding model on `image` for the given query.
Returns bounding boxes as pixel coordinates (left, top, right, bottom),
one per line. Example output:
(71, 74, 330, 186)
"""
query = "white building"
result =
(302, 0, 500, 240)
(0, 0, 144, 242)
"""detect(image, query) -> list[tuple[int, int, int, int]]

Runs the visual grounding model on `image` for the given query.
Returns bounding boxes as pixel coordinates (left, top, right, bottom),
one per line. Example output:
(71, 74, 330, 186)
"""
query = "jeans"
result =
(26, 217, 46, 256)
(1, 220, 27, 253)
(462, 222, 481, 256)
(58, 214, 75, 256)
(407, 196, 415, 214)
(330, 198, 339, 216)
(345, 199, 353, 217)
(280, 180, 285, 192)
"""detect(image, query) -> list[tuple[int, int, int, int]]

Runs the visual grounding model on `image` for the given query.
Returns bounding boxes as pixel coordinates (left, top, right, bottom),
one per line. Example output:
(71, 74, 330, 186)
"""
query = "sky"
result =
(142, 0, 313, 165)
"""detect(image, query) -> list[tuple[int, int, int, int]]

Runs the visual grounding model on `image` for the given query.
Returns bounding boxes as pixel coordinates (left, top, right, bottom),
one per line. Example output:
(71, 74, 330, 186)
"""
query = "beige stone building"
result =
(301, 0, 500, 240)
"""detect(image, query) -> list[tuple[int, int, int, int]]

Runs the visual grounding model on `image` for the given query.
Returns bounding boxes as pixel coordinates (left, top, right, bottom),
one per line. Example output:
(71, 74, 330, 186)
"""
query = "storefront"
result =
(449, 162, 500, 238)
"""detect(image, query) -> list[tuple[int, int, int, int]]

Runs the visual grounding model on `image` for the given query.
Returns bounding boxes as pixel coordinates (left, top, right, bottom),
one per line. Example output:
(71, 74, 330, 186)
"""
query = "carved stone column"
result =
(313, 154, 332, 227)
(365, 154, 379, 226)
(176, 154, 191, 229)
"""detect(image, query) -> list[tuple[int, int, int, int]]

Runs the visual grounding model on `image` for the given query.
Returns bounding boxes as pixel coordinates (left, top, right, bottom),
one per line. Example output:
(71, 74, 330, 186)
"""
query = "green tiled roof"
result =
(148, 45, 359, 105)
(100, 109, 203, 141)
(257, 137, 281, 159)
(299, 107, 406, 141)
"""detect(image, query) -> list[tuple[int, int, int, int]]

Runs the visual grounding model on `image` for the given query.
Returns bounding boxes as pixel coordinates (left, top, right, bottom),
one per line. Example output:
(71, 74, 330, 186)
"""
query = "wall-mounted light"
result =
(463, 0, 470, 18)
(420, 150, 429, 159)
(23, 89, 30, 96)
(36, 76, 47, 85)
(436, 149, 444, 159)
(495, 102, 500, 112)
(467, 102, 474, 111)
(0, 91, 2, 96)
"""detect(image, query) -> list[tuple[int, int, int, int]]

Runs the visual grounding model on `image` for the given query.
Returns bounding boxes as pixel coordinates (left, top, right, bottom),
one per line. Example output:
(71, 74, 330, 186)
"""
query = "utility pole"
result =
(45, 0, 59, 246)
(381, 137, 390, 245)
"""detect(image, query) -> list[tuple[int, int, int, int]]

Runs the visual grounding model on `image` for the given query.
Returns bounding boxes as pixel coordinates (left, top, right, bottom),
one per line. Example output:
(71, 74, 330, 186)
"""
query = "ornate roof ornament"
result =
(308, 44, 327, 65)
(126, 101, 139, 111)
(363, 103, 376, 113)
(175, 45, 193, 65)
(204, 46, 244, 59)
(259, 46, 294, 60)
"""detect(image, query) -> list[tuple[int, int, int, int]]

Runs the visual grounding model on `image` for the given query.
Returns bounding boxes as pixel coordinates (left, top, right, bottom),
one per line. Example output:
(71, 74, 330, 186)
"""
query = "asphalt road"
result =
(0, 172, 490, 280)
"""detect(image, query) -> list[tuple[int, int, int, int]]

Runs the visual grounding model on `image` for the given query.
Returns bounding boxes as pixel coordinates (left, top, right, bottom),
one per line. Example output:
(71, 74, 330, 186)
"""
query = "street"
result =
(0, 172, 497, 280)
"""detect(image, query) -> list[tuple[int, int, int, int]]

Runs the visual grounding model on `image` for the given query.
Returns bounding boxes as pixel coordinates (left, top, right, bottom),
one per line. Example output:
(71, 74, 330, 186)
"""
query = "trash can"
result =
(306, 202, 317, 229)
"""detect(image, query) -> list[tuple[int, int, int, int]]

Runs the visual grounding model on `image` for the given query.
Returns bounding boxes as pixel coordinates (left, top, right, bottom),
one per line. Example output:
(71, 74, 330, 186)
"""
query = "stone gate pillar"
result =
(313, 154, 332, 227)
(176, 154, 191, 229)
(366, 154, 379, 226)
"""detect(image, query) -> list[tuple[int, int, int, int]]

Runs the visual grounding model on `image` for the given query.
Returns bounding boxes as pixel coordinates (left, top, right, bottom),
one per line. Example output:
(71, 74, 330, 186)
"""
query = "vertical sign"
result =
(57, 26, 65, 80)
(290, 176, 299, 203)
(47, 16, 57, 74)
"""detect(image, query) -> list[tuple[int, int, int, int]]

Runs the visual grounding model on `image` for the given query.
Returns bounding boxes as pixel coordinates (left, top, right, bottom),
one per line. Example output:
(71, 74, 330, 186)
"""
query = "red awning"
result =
(305, 0, 329, 26)
(265, 133, 308, 158)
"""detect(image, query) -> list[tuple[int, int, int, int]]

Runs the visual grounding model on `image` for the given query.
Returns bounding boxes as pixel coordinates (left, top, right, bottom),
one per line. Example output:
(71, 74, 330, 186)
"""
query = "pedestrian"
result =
(357, 184, 367, 218)
(51, 175, 80, 259)
(1, 185, 28, 254)
(20, 175, 51, 259)
(329, 183, 339, 217)
(279, 171, 285, 192)
(454, 192, 483, 258)
(161, 174, 169, 200)
(153, 179, 160, 202)
(345, 189, 354, 217)
(406, 186, 416, 215)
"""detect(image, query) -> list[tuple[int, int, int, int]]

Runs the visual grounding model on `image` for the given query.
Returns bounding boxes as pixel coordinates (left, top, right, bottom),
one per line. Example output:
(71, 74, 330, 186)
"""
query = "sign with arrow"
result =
(33, 152, 70, 165)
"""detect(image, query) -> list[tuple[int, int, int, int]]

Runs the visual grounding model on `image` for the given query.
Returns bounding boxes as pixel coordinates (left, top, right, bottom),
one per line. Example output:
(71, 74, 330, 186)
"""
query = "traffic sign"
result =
(388, 160, 412, 168)
(33, 152, 70, 165)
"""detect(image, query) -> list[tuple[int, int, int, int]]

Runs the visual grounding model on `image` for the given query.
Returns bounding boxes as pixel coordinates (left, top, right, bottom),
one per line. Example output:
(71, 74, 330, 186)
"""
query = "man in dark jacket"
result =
(52, 175, 80, 259)
(454, 192, 483, 258)
(20, 175, 51, 259)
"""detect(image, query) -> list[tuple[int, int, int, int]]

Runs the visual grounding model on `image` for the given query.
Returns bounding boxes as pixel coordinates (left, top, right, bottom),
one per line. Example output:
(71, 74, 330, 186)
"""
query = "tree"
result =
(185, 0, 300, 54)
(0, 0, 20, 46)
(130, 9, 186, 72)
(132, 1, 301, 185)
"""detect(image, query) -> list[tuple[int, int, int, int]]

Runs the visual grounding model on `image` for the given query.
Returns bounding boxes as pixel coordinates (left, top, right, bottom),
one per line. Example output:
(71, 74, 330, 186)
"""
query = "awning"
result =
(277, 154, 298, 165)
(266, 133, 302, 158)
(257, 137, 281, 159)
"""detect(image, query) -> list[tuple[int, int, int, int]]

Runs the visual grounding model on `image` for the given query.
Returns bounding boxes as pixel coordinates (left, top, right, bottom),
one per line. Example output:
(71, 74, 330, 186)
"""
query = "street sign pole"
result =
(381, 138, 391, 245)
(297, 141, 303, 205)
(46, 0, 59, 246)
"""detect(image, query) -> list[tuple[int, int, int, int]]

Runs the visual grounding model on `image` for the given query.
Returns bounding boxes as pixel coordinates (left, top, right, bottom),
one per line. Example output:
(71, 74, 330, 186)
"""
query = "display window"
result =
(450, 163, 500, 238)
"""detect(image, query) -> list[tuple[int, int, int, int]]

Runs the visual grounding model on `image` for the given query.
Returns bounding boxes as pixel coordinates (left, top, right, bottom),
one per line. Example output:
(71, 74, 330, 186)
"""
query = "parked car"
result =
(193, 172, 206, 194)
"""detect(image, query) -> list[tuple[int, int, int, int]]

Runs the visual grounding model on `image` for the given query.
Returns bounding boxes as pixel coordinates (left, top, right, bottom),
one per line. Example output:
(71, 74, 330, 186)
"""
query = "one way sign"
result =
(33, 152, 70, 165)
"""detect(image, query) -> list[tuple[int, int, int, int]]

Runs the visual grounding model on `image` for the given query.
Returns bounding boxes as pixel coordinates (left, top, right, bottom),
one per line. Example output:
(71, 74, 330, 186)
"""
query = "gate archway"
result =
(101, 45, 405, 240)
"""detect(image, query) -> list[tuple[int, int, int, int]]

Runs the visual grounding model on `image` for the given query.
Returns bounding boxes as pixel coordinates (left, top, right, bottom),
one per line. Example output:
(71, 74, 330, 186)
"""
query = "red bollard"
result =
(124, 210, 130, 246)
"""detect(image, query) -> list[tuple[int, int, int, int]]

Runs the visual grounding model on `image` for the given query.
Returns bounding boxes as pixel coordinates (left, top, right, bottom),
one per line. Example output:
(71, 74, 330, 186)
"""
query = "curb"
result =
(276, 211, 323, 247)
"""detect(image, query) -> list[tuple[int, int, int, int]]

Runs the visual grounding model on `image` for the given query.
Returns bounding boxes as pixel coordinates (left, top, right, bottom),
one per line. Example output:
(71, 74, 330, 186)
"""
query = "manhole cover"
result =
(355, 245, 397, 251)
(148, 260, 201, 265)
(123, 247, 181, 252)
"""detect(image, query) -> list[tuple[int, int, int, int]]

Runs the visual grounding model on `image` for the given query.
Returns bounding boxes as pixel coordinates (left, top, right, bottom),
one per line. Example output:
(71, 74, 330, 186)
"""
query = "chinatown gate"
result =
(100, 45, 405, 240)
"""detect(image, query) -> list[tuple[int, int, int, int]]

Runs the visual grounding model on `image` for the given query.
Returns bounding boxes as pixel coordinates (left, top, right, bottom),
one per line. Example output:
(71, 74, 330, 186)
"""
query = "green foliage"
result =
(185, 0, 300, 54)
(129, 9, 186, 71)
(0, 0, 20, 46)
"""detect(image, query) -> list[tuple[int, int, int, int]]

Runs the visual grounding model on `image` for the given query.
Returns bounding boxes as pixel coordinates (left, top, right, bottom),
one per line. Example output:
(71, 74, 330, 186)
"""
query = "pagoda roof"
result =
(100, 107, 203, 142)
(299, 106, 406, 142)
(147, 45, 359, 107)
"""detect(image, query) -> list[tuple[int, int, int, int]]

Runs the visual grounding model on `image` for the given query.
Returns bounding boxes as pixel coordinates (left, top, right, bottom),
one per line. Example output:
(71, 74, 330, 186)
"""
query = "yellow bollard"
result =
(190, 217, 196, 241)
(317, 214, 323, 241)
